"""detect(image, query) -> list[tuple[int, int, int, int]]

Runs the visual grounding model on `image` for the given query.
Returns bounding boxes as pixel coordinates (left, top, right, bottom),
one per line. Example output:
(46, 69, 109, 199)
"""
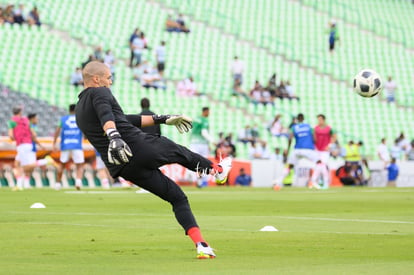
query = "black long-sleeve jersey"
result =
(75, 86, 145, 177)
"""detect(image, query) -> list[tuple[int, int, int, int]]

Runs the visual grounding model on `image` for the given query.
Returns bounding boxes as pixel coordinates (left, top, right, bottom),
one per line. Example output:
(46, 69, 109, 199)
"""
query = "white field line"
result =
(6, 211, 414, 225)
(6, 221, 409, 235)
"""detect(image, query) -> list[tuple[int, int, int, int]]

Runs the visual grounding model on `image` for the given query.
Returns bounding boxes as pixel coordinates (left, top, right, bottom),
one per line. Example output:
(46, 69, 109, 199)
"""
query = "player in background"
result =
(190, 107, 215, 187)
(95, 150, 111, 189)
(76, 61, 232, 259)
(8, 107, 55, 190)
(287, 113, 320, 189)
(312, 114, 334, 189)
(53, 104, 85, 190)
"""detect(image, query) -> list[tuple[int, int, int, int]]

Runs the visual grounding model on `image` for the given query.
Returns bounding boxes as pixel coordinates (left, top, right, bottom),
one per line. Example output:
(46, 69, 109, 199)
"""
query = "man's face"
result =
(30, 117, 38, 124)
(317, 116, 324, 125)
(97, 68, 112, 88)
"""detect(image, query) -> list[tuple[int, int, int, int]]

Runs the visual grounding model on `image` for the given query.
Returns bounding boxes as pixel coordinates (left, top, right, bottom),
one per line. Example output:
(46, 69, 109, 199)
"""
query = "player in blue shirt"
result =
(387, 158, 399, 187)
(53, 104, 85, 190)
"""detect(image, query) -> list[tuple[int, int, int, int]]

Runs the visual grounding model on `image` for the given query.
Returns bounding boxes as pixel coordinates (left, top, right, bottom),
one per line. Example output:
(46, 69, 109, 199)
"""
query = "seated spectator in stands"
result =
(176, 14, 190, 33)
(238, 125, 254, 144)
(384, 76, 397, 103)
(406, 141, 414, 161)
(386, 158, 399, 187)
(155, 41, 166, 74)
(232, 78, 248, 98)
(132, 60, 152, 81)
(176, 77, 200, 97)
(269, 114, 289, 138)
(397, 132, 410, 155)
(81, 55, 96, 68)
(3, 5, 14, 24)
(27, 6, 41, 26)
(251, 124, 260, 141)
(70, 67, 83, 88)
(93, 46, 104, 62)
(261, 88, 274, 106)
(275, 81, 288, 99)
(104, 49, 116, 82)
(166, 14, 181, 32)
(225, 134, 237, 157)
(0, 8, 5, 25)
(140, 68, 166, 90)
(265, 73, 277, 97)
(285, 80, 299, 100)
(250, 81, 263, 104)
(13, 4, 25, 25)
(260, 141, 271, 159)
(270, 147, 284, 161)
(235, 168, 252, 186)
(390, 138, 403, 160)
(248, 141, 263, 159)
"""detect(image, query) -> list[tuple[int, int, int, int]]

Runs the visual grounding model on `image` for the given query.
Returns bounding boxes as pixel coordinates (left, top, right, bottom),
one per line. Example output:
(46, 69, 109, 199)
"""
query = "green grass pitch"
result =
(1, 187, 414, 275)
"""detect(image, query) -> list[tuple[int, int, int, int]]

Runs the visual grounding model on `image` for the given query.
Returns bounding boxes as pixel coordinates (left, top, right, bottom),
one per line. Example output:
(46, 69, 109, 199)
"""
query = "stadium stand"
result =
(0, 0, 413, 160)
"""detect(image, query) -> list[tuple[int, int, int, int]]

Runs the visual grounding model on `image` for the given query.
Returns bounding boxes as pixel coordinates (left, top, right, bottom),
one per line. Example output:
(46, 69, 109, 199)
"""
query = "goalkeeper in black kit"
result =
(75, 61, 232, 259)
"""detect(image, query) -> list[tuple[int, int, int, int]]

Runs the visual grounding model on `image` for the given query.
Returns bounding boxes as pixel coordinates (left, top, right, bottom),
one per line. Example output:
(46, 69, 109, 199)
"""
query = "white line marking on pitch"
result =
(271, 216, 414, 224)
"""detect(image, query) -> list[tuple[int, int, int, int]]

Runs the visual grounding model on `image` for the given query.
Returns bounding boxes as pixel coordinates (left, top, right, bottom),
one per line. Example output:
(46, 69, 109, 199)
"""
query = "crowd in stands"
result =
(165, 13, 190, 33)
(0, 4, 41, 26)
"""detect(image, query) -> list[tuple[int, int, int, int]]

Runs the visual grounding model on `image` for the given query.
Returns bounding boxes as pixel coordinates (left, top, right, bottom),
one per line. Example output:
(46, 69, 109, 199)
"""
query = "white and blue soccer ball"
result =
(353, 69, 383, 98)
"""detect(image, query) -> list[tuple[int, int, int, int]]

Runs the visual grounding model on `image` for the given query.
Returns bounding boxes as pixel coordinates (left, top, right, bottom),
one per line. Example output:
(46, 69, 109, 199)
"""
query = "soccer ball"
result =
(353, 69, 383, 98)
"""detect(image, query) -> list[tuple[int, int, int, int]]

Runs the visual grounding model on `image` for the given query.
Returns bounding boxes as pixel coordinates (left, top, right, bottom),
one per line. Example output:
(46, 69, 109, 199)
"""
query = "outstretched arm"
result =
(126, 114, 193, 133)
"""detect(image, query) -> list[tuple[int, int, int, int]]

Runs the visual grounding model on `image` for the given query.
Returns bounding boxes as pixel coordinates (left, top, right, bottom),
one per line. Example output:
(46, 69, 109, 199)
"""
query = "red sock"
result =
(187, 227, 206, 244)
(211, 163, 223, 173)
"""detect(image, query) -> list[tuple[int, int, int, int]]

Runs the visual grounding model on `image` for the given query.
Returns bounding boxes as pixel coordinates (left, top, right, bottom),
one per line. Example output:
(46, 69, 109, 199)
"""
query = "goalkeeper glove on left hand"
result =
(107, 129, 133, 165)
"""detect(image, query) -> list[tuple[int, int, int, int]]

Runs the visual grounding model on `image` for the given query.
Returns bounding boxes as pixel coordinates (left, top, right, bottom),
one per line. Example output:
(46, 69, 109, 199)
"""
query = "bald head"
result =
(82, 61, 112, 88)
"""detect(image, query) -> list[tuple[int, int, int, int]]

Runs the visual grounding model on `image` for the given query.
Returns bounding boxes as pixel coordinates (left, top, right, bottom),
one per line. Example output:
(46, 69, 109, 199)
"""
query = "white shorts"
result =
(316, 150, 330, 164)
(96, 155, 106, 170)
(16, 143, 36, 166)
(289, 149, 317, 166)
(60, 149, 85, 164)
(190, 143, 209, 158)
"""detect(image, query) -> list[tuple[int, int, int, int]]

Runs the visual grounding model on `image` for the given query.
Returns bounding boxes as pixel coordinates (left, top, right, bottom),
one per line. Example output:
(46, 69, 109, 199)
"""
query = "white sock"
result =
(75, 178, 82, 187)
(55, 182, 62, 190)
(36, 159, 47, 166)
(23, 176, 30, 188)
(101, 178, 109, 188)
(16, 176, 24, 189)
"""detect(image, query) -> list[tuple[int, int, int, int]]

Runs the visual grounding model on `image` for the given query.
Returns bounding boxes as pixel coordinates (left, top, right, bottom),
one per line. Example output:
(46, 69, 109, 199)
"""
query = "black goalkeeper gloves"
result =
(107, 129, 133, 165)
(152, 114, 193, 133)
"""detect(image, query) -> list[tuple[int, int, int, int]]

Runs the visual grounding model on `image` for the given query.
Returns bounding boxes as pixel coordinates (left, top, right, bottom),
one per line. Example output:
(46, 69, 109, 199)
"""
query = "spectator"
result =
(270, 147, 284, 161)
(384, 76, 397, 103)
(265, 73, 277, 97)
(138, 98, 161, 135)
(377, 138, 390, 166)
(93, 46, 104, 62)
(285, 81, 299, 100)
(3, 4, 14, 24)
(248, 141, 263, 159)
(176, 14, 190, 33)
(386, 158, 399, 187)
(250, 81, 263, 104)
(13, 4, 25, 25)
(176, 77, 199, 97)
(396, 132, 410, 154)
(251, 124, 260, 141)
(230, 56, 244, 84)
(155, 41, 166, 74)
(165, 14, 182, 32)
(269, 114, 289, 138)
(235, 168, 252, 186)
(232, 78, 248, 98)
(132, 60, 152, 81)
(70, 67, 83, 88)
(140, 68, 166, 90)
(104, 49, 116, 82)
(390, 139, 402, 160)
(81, 55, 96, 69)
(0, 7, 5, 25)
(407, 140, 414, 160)
(261, 88, 274, 106)
(260, 141, 271, 159)
(288, 117, 298, 129)
(328, 21, 339, 53)
(224, 134, 236, 158)
(129, 28, 141, 67)
(27, 6, 41, 26)
(275, 81, 288, 99)
(131, 33, 145, 66)
(238, 125, 254, 144)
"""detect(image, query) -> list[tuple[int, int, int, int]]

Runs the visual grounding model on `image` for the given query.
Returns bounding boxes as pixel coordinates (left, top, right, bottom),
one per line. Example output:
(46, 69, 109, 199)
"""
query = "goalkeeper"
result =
(75, 61, 232, 259)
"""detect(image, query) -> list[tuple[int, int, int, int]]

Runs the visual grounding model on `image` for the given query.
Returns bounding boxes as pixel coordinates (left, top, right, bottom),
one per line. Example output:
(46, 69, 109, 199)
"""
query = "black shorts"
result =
(329, 42, 335, 50)
(157, 62, 165, 72)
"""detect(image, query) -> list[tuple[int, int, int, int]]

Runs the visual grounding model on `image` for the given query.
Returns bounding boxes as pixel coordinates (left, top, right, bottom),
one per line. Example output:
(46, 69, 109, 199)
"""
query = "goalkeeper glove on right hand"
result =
(107, 129, 133, 165)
